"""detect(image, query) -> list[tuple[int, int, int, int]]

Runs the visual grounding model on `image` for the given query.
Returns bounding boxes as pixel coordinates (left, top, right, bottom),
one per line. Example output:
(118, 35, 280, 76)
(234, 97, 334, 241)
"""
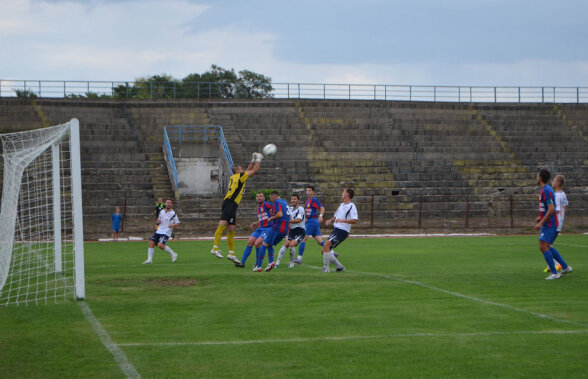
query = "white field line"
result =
(98, 233, 498, 242)
(79, 302, 141, 379)
(118, 329, 588, 347)
(306, 264, 587, 328)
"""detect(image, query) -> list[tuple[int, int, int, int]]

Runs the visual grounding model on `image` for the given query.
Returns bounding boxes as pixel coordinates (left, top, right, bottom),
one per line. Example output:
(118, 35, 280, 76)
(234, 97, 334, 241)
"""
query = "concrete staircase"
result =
(0, 98, 586, 237)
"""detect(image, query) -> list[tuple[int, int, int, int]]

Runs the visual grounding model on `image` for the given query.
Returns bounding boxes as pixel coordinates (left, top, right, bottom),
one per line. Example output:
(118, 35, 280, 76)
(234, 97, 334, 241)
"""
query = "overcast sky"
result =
(1, 0, 587, 86)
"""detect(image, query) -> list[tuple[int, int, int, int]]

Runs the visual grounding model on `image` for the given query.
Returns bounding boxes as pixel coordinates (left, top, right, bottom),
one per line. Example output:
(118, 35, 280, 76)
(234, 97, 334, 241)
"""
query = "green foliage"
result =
(14, 89, 38, 98)
(236, 69, 274, 98)
(114, 65, 273, 99)
(65, 92, 112, 99)
(248, 188, 277, 200)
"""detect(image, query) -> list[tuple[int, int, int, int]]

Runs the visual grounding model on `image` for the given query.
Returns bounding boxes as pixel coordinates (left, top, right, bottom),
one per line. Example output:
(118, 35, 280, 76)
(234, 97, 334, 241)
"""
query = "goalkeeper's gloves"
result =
(252, 152, 259, 162)
(254, 152, 264, 162)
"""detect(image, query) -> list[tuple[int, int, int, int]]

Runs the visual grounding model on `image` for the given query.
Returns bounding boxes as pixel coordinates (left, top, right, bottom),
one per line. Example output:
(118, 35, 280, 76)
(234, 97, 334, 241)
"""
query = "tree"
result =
(113, 66, 273, 99)
(14, 89, 38, 98)
(236, 69, 273, 99)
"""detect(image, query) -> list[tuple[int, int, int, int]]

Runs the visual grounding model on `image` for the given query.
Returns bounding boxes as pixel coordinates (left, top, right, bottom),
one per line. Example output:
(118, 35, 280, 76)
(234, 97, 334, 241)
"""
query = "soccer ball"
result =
(263, 143, 277, 156)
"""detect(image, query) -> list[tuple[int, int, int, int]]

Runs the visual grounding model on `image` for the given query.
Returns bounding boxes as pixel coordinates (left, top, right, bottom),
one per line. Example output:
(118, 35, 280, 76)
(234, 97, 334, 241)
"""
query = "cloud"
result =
(1, 0, 587, 87)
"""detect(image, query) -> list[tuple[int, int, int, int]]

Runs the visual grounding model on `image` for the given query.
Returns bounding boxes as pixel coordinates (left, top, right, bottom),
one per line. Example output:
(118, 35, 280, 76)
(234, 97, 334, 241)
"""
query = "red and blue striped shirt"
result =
(305, 196, 322, 219)
(539, 185, 558, 229)
(272, 198, 290, 233)
(258, 201, 273, 228)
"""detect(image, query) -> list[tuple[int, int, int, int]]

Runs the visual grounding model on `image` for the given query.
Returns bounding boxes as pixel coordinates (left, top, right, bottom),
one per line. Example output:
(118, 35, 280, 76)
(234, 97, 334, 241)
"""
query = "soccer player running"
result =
(276, 193, 306, 268)
(534, 169, 572, 280)
(211, 152, 262, 263)
(321, 188, 358, 272)
(234, 192, 274, 268)
(255, 191, 290, 272)
(294, 185, 325, 264)
(143, 199, 180, 264)
(544, 173, 569, 273)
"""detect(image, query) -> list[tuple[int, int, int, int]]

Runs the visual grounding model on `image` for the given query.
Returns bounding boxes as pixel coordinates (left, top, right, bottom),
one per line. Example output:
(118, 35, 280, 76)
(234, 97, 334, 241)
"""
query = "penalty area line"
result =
(79, 302, 141, 379)
(305, 265, 587, 328)
(118, 329, 588, 347)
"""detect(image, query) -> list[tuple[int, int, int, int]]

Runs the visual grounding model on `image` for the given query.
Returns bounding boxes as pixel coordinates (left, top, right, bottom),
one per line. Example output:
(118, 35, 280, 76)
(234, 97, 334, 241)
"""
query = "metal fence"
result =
(1, 79, 587, 103)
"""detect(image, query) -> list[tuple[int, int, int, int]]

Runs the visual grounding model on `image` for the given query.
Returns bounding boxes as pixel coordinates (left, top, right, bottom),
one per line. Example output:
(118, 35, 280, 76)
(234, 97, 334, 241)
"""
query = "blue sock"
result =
(320, 241, 325, 246)
(543, 250, 558, 274)
(298, 242, 306, 256)
(268, 246, 275, 263)
(549, 247, 568, 269)
(241, 245, 252, 264)
(257, 245, 267, 267)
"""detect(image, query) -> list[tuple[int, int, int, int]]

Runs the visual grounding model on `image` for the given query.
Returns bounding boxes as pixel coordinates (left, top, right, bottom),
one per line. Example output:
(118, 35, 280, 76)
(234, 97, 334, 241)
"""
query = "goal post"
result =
(0, 118, 85, 305)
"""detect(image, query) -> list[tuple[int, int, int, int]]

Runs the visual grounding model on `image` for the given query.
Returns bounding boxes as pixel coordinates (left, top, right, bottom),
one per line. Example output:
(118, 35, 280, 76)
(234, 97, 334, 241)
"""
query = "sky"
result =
(1, 0, 587, 86)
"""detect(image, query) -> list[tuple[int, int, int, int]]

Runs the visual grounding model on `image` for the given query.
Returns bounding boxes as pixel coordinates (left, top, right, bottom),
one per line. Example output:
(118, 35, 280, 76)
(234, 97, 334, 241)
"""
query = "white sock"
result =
(322, 252, 330, 268)
(328, 251, 343, 269)
(147, 247, 154, 261)
(289, 247, 296, 262)
(277, 245, 287, 263)
(164, 245, 175, 256)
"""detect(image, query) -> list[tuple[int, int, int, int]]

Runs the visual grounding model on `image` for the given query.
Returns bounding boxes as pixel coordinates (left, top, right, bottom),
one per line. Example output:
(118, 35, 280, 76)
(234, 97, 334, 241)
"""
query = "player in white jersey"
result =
(545, 174, 568, 272)
(321, 188, 358, 272)
(143, 199, 181, 264)
(276, 194, 306, 268)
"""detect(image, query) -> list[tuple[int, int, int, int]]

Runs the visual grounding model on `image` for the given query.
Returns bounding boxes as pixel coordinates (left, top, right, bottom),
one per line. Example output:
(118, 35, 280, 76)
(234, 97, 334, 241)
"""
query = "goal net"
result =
(0, 119, 85, 305)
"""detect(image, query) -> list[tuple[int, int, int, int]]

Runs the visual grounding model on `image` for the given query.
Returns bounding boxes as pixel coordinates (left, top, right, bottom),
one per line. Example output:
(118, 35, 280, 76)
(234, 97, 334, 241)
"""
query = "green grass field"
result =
(1, 234, 587, 378)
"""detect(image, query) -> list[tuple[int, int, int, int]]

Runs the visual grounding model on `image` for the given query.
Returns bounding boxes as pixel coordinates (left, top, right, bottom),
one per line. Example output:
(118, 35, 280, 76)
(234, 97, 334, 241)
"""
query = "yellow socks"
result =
(227, 229, 235, 252)
(213, 224, 227, 249)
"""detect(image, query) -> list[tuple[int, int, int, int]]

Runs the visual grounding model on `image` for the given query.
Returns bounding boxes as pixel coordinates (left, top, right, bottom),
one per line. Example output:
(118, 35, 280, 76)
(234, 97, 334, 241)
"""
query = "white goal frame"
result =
(0, 118, 85, 305)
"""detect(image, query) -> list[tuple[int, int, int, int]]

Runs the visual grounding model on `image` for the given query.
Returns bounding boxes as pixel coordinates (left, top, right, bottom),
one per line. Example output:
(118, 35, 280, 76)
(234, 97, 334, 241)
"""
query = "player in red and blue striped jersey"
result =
(256, 191, 290, 272)
(294, 185, 325, 264)
(534, 168, 572, 280)
(235, 192, 274, 268)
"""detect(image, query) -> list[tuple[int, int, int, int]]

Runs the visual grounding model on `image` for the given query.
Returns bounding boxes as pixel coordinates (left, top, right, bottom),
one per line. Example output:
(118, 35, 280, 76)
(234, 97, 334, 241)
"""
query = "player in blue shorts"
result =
(111, 207, 122, 242)
(534, 169, 572, 280)
(544, 174, 568, 273)
(294, 185, 325, 264)
(256, 191, 290, 272)
(235, 192, 273, 268)
(322, 188, 358, 272)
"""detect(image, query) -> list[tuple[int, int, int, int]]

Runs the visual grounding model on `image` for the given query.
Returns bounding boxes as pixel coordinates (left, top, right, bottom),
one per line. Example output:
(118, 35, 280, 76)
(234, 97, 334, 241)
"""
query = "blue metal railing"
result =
(1, 79, 587, 103)
(162, 127, 178, 190)
(164, 124, 234, 171)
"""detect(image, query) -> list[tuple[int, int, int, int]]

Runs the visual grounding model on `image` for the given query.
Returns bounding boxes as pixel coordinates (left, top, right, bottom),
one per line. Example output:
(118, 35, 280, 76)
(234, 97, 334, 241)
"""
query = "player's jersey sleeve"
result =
(170, 211, 180, 225)
(348, 203, 359, 221)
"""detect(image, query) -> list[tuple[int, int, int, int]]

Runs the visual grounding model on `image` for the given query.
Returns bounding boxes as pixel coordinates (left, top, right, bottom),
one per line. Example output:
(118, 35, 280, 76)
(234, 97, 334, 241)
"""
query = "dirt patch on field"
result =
(145, 277, 199, 287)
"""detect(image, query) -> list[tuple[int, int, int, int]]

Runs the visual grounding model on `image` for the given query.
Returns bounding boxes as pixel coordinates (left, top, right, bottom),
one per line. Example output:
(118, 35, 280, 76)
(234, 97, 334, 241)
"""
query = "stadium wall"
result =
(0, 98, 586, 239)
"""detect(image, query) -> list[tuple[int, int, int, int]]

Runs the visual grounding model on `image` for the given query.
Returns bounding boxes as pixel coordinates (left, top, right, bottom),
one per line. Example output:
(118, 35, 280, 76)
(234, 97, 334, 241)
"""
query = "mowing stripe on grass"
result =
(305, 265, 587, 328)
(79, 302, 141, 379)
(118, 329, 588, 347)
(555, 242, 588, 248)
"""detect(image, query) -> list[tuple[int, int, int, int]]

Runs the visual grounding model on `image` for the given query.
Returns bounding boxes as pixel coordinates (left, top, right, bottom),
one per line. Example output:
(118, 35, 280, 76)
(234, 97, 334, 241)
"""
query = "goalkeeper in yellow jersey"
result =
(211, 152, 262, 262)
